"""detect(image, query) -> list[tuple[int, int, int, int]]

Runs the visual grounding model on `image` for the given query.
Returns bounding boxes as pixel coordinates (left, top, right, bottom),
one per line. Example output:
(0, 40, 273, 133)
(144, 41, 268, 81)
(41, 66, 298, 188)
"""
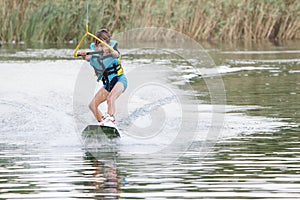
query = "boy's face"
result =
(96, 43, 109, 53)
(95, 42, 103, 50)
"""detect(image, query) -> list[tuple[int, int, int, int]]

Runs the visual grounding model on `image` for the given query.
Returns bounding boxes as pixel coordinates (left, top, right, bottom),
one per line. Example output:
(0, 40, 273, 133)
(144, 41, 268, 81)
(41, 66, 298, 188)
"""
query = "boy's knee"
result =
(106, 95, 114, 105)
(88, 102, 95, 111)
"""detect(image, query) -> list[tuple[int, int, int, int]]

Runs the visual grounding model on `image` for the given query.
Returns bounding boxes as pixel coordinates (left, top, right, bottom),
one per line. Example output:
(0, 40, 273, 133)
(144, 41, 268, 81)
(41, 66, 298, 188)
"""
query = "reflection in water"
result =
(83, 152, 121, 199)
(0, 42, 299, 199)
(0, 144, 126, 199)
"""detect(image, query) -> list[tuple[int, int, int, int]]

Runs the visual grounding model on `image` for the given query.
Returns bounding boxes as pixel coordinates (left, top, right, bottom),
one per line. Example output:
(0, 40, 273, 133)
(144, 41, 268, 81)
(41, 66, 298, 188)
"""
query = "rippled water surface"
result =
(0, 41, 300, 199)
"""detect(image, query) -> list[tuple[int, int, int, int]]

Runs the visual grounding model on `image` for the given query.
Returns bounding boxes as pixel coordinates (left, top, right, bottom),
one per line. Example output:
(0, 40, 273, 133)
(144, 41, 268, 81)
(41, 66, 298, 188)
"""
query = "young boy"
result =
(80, 29, 127, 127)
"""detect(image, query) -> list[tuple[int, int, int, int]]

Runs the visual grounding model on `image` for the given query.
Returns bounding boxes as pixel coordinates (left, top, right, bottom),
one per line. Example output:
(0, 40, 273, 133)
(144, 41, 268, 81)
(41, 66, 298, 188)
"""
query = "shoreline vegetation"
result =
(0, 0, 299, 44)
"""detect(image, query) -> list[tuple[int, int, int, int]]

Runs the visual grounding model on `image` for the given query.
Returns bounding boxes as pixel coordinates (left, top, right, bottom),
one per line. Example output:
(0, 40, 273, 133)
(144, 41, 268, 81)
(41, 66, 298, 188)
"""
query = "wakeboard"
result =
(82, 125, 120, 139)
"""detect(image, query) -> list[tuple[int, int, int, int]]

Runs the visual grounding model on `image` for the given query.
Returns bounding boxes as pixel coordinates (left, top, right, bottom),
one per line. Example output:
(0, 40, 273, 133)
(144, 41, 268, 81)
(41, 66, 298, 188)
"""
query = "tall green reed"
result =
(0, 0, 299, 43)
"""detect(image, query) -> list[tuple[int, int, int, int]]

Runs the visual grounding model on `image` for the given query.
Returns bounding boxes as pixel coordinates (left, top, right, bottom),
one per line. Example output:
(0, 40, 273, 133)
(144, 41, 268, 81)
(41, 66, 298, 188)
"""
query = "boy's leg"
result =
(107, 82, 124, 116)
(89, 87, 109, 122)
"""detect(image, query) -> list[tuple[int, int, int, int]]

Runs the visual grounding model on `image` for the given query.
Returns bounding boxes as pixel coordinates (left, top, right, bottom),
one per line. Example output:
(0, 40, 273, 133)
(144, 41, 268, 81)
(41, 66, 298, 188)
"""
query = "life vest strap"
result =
(104, 64, 124, 76)
(97, 64, 124, 83)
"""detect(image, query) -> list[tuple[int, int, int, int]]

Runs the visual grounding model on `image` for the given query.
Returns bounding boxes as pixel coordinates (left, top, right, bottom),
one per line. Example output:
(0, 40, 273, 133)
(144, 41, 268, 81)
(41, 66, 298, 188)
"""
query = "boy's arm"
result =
(111, 50, 119, 58)
(80, 50, 90, 61)
(111, 41, 120, 58)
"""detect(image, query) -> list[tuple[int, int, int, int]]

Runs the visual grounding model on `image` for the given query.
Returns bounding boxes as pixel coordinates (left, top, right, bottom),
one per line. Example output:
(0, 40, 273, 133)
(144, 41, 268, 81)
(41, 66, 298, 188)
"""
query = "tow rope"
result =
(73, 3, 115, 57)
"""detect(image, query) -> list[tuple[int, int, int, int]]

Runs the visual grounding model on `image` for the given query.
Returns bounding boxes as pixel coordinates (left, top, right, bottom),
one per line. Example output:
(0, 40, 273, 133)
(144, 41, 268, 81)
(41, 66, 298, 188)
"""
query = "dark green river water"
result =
(0, 39, 299, 199)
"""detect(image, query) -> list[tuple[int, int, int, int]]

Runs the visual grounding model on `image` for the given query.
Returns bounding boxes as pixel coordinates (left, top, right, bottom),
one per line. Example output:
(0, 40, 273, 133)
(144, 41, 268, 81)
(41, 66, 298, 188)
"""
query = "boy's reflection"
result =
(84, 152, 124, 199)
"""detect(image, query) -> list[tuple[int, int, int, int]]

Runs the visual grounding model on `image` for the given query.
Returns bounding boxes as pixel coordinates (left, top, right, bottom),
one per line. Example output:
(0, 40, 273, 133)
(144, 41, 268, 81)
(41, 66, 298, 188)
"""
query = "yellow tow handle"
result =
(73, 24, 115, 57)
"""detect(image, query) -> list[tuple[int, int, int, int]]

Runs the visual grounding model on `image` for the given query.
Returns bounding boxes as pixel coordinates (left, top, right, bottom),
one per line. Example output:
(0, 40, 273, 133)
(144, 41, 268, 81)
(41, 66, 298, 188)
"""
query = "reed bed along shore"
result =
(0, 0, 299, 43)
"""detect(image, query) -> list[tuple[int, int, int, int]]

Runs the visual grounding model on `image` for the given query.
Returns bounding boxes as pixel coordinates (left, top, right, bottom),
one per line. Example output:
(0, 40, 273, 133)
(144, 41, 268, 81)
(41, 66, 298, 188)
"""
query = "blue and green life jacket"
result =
(89, 40, 124, 84)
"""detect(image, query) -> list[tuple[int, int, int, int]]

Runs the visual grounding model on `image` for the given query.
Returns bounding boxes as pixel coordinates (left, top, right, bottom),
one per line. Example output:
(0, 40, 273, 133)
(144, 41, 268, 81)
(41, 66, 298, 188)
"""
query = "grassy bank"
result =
(0, 0, 299, 43)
